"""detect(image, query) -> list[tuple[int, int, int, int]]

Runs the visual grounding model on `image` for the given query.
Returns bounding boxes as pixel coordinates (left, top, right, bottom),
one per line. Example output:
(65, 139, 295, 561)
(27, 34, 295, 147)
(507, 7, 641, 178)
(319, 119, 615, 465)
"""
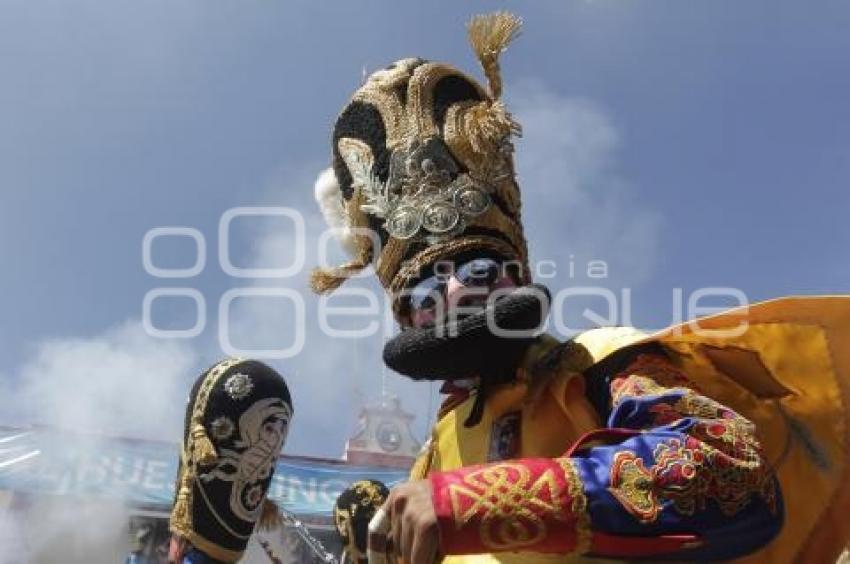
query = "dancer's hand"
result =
(370, 480, 440, 564)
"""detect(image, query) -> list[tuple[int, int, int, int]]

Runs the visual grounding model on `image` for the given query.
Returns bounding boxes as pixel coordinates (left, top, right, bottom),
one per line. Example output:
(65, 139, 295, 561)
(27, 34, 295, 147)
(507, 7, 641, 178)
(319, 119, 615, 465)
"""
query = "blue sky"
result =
(1, 1, 848, 458)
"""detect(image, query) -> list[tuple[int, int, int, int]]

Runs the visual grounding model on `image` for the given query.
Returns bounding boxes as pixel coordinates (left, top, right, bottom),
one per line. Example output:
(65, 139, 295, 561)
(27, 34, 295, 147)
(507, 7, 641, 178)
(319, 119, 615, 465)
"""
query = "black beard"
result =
(382, 284, 551, 383)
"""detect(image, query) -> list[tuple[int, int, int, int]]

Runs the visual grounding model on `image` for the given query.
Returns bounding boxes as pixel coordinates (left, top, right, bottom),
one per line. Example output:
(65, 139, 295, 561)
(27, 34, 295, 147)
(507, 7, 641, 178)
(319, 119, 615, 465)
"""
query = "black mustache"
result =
(382, 284, 551, 382)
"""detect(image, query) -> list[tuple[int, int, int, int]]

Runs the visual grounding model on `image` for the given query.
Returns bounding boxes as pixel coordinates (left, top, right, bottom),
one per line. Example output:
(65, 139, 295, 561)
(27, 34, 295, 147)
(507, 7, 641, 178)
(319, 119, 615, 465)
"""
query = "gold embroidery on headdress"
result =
(310, 188, 374, 295)
(314, 12, 530, 298)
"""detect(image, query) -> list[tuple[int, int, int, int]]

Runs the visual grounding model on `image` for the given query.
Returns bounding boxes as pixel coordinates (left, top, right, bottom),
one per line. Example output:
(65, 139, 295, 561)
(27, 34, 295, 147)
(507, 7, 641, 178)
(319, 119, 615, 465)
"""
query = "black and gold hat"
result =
(333, 480, 390, 563)
(169, 358, 293, 562)
(312, 12, 530, 306)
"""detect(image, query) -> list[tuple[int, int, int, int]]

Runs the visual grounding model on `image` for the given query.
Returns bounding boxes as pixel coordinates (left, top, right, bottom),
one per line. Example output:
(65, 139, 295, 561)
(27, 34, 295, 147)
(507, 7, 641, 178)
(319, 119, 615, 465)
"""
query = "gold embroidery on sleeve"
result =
(448, 463, 566, 550)
(558, 458, 591, 554)
(446, 460, 589, 551)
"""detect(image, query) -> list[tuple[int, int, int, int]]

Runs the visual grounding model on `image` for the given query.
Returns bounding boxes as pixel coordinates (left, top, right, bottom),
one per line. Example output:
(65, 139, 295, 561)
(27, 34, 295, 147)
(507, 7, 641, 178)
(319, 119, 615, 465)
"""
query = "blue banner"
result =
(0, 427, 407, 517)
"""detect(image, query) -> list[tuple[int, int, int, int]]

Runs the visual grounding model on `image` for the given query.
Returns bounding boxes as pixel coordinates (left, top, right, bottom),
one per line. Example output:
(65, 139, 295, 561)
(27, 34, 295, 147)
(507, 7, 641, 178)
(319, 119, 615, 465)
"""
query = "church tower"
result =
(344, 394, 420, 469)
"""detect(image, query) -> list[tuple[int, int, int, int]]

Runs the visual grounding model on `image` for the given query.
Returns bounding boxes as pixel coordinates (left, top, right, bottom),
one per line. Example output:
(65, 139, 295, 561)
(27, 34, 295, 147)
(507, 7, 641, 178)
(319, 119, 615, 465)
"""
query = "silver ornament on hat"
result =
(224, 372, 254, 401)
(347, 136, 508, 242)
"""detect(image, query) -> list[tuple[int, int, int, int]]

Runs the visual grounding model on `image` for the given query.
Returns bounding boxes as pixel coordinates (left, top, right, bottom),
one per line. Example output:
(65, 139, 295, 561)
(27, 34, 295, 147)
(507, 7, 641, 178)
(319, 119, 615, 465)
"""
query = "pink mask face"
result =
(406, 258, 518, 329)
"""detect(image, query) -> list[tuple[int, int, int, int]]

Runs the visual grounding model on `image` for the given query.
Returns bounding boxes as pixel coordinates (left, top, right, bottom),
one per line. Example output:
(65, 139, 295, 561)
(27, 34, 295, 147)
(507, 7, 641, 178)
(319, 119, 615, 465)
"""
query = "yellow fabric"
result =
(574, 296, 850, 563)
(571, 326, 649, 362)
(641, 296, 850, 564)
(416, 296, 850, 564)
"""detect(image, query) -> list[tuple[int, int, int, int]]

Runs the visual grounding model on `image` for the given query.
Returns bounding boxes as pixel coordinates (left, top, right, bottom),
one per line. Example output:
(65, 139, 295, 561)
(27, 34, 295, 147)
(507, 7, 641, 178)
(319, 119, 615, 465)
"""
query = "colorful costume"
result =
(311, 11, 850, 563)
(168, 358, 293, 563)
(421, 298, 850, 563)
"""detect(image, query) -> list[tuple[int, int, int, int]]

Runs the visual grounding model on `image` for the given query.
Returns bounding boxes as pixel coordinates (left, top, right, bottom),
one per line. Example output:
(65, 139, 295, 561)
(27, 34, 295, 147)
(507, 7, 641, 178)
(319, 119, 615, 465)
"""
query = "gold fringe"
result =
(171, 491, 190, 529)
(463, 100, 522, 156)
(309, 254, 370, 294)
(464, 13, 523, 158)
(310, 197, 374, 295)
(258, 499, 282, 531)
(190, 423, 218, 466)
(170, 462, 194, 533)
(467, 11, 523, 99)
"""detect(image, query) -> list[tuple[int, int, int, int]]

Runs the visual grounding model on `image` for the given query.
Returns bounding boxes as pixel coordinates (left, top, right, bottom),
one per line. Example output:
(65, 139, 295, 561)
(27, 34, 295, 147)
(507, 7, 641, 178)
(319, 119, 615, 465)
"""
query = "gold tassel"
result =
(309, 262, 364, 294)
(170, 491, 190, 529)
(190, 423, 218, 466)
(465, 13, 523, 158)
(258, 499, 282, 531)
(463, 100, 522, 155)
(170, 465, 194, 531)
(467, 11, 523, 99)
(309, 245, 371, 294)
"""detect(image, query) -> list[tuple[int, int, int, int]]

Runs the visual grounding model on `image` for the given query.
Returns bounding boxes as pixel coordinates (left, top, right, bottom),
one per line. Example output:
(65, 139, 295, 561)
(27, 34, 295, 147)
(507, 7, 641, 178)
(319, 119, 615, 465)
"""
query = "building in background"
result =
(344, 394, 420, 469)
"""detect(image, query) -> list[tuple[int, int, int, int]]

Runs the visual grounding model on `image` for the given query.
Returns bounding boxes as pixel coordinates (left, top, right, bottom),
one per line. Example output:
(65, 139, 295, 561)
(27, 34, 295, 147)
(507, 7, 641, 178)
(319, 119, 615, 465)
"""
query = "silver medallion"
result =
(349, 135, 511, 241)
(454, 185, 491, 217)
(421, 201, 460, 234)
(385, 205, 422, 240)
(224, 372, 253, 401)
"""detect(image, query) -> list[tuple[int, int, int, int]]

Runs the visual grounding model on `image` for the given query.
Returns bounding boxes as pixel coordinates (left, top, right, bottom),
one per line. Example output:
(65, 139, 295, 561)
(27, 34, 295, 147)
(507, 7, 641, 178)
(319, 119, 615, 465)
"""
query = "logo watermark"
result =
(142, 206, 750, 358)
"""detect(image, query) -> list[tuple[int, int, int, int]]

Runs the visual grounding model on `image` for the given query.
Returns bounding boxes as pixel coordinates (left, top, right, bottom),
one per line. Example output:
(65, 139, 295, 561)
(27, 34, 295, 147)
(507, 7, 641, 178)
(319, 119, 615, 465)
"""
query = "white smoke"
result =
(0, 496, 29, 564)
(0, 321, 198, 563)
(0, 498, 131, 564)
(5, 320, 198, 440)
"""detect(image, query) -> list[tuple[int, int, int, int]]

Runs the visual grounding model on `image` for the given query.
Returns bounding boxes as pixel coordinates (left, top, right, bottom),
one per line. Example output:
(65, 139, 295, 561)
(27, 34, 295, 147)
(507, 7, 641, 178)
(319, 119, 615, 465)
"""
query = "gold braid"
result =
(170, 357, 244, 537)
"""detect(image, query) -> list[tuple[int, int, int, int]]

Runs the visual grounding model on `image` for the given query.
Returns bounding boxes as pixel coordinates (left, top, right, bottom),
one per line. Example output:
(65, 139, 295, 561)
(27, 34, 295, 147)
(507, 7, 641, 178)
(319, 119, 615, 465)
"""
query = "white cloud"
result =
(511, 80, 662, 289)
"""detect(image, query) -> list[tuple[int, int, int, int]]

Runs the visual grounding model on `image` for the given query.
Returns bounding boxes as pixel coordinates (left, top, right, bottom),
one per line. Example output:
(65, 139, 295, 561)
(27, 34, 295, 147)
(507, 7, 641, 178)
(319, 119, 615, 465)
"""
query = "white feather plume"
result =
(314, 167, 358, 256)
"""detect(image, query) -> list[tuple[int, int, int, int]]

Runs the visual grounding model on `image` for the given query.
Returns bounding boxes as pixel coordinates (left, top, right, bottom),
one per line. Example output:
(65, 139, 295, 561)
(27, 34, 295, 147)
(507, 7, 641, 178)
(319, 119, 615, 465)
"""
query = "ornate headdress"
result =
(333, 479, 390, 563)
(312, 12, 529, 304)
(169, 358, 293, 562)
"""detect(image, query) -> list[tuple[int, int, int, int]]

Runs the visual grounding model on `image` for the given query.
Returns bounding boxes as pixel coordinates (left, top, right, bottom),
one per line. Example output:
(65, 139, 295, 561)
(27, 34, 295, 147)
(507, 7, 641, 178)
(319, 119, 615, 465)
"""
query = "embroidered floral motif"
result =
(244, 483, 265, 510)
(447, 462, 573, 550)
(610, 354, 696, 406)
(224, 372, 254, 401)
(210, 416, 235, 441)
(610, 433, 776, 524)
(201, 398, 291, 521)
(608, 452, 660, 523)
(608, 354, 777, 523)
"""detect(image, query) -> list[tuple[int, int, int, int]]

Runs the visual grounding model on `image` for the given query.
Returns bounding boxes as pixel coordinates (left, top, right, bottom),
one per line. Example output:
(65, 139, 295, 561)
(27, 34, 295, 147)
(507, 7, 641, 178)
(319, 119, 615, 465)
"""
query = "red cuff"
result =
(430, 458, 590, 555)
